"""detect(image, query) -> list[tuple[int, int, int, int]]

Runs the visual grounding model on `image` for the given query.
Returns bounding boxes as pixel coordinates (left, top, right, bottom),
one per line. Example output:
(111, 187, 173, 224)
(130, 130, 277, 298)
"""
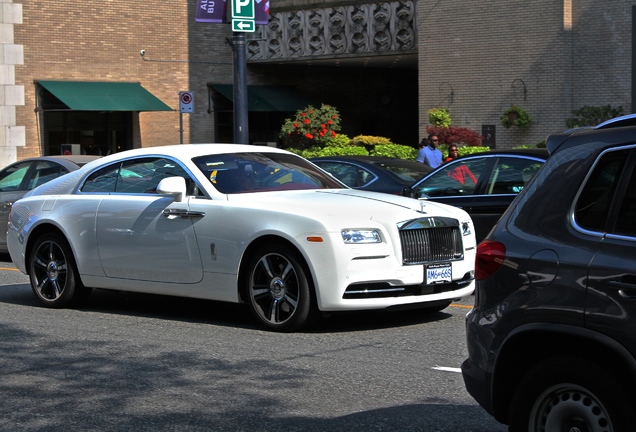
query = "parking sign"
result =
(231, 0, 254, 19)
(231, 0, 255, 32)
(179, 91, 194, 113)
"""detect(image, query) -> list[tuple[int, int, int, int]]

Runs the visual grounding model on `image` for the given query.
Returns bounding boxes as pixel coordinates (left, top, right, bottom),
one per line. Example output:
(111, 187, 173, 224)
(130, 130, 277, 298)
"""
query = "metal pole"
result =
(232, 32, 249, 144)
(179, 111, 183, 144)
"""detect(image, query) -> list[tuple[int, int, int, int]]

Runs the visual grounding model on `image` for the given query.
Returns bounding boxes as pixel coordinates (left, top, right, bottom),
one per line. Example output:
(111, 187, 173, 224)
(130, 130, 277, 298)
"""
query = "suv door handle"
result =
(607, 280, 636, 296)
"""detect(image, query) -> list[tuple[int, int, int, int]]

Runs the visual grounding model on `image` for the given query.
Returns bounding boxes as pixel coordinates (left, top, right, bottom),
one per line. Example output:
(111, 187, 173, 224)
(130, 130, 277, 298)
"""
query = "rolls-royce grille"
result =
(400, 226, 463, 265)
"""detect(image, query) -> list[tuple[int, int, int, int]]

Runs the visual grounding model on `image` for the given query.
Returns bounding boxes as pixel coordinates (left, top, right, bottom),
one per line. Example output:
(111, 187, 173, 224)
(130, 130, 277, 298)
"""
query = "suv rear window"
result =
(575, 148, 629, 232)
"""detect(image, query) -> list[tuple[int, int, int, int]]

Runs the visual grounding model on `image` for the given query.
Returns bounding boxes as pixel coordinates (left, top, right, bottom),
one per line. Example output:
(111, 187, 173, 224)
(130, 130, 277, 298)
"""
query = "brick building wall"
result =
(8, 0, 635, 158)
(14, 1, 235, 159)
(572, 1, 632, 110)
(418, 0, 632, 149)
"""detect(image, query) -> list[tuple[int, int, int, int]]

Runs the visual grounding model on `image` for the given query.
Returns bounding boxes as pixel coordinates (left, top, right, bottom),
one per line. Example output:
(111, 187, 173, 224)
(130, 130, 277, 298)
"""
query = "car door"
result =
(0, 161, 34, 236)
(585, 147, 636, 355)
(470, 156, 544, 241)
(83, 157, 204, 284)
(412, 156, 491, 220)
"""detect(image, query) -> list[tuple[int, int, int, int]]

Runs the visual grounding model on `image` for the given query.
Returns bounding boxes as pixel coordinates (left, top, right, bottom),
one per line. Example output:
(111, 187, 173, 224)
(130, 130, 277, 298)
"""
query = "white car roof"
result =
(86, 143, 288, 168)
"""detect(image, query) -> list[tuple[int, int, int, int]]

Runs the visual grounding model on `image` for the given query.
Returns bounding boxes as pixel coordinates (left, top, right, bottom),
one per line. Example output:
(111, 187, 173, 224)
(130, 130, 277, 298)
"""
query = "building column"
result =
(0, 0, 24, 167)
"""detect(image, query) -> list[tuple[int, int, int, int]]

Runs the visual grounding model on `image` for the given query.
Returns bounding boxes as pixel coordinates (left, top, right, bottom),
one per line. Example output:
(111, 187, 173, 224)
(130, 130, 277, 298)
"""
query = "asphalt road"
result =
(0, 254, 506, 432)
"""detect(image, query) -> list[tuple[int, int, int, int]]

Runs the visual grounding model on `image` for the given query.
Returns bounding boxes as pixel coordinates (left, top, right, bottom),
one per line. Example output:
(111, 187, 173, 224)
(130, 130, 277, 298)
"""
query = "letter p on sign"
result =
(231, 0, 254, 19)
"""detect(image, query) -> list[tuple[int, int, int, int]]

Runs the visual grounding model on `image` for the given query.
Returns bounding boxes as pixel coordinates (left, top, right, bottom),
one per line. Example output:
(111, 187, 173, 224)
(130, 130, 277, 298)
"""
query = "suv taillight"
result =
(475, 240, 506, 280)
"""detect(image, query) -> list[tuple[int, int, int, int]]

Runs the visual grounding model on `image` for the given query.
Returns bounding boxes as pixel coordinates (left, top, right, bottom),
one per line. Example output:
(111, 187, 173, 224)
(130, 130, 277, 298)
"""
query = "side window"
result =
(315, 162, 373, 188)
(81, 164, 120, 193)
(28, 161, 69, 189)
(414, 158, 486, 198)
(612, 161, 636, 236)
(0, 161, 31, 191)
(575, 149, 629, 232)
(117, 158, 196, 194)
(485, 157, 543, 195)
(81, 158, 199, 195)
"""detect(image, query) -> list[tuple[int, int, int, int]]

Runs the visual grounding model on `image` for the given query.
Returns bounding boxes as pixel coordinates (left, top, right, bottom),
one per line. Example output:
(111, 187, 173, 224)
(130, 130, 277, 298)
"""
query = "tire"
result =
(29, 233, 90, 308)
(508, 356, 635, 432)
(245, 244, 313, 332)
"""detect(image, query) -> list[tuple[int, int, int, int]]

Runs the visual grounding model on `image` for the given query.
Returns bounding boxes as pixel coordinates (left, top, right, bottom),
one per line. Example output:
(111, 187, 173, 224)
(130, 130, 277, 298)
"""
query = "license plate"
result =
(426, 263, 452, 284)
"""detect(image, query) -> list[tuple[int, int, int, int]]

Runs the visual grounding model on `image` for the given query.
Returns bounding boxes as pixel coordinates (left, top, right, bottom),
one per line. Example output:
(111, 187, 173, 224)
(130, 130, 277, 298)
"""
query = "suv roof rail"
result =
(547, 114, 636, 154)
(595, 113, 636, 129)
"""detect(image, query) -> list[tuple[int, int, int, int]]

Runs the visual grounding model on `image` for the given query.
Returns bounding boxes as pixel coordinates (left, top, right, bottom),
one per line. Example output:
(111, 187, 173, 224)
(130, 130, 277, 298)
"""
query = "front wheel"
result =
(29, 233, 90, 308)
(245, 244, 314, 332)
(509, 356, 635, 432)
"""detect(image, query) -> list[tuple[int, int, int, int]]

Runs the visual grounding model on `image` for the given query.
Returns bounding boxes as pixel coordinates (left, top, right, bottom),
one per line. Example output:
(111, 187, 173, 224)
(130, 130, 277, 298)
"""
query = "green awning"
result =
(210, 84, 312, 112)
(38, 80, 173, 111)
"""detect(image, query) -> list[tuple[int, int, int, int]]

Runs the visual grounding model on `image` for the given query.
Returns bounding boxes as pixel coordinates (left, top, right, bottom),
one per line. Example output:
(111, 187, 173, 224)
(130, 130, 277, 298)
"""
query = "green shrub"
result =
(371, 144, 418, 159)
(298, 145, 368, 159)
(323, 133, 351, 147)
(350, 135, 392, 148)
(513, 140, 546, 149)
(428, 108, 452, 128)
(279, 104, 341, 149)
(565, 105, 624, 128)
(441, 145, 489, 159)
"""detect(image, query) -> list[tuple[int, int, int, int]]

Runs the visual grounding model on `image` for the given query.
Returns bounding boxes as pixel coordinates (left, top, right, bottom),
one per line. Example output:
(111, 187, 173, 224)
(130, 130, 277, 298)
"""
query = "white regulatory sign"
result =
(179, 91, 194, 113)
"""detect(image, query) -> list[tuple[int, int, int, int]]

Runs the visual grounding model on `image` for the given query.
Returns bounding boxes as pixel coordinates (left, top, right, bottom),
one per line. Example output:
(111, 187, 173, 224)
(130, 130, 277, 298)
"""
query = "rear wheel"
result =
(508, 356, 635, 432)
(246, 244, 313, 332)
(29, 233, 90, 308)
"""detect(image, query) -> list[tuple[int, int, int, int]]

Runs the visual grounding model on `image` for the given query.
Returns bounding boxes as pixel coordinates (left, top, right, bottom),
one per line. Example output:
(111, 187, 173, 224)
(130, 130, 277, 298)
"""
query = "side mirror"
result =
(157, 176, 186, 202)
(401, 186, 414, 197)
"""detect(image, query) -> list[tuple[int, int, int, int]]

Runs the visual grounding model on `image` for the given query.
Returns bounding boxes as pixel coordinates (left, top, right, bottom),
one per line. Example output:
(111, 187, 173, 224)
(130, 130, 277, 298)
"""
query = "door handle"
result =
(162, 209, 205, 218)
(607, 280, 636, 298)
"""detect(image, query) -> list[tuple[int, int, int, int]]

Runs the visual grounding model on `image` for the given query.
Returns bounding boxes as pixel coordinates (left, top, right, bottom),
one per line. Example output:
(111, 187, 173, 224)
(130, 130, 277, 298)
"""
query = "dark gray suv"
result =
(462, 114, 636, 431)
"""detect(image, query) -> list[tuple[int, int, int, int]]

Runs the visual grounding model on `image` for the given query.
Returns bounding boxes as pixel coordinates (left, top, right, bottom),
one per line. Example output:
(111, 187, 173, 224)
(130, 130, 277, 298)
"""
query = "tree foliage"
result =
(279, 104, 341, 149)
(565, 105, 624, 128)
(426, 126, 483, 146)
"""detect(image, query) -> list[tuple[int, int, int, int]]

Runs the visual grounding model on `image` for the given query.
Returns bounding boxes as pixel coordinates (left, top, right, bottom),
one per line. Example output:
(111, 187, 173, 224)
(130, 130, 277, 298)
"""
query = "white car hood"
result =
(227, 188, 467, 224)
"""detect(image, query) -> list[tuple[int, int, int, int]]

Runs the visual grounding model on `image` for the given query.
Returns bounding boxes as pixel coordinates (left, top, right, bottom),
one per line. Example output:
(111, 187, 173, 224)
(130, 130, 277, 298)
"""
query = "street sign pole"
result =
(232, 31, 249, 144)
(230, 0, 254, 144)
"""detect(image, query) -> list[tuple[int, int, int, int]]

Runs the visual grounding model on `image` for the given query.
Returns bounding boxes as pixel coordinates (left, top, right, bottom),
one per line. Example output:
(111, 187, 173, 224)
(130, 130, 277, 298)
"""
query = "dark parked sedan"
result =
(310, 155, 433, 194)
(408, 149, 547, 241)
(0, 155, 99, 251)
(462, 115, 636, 431)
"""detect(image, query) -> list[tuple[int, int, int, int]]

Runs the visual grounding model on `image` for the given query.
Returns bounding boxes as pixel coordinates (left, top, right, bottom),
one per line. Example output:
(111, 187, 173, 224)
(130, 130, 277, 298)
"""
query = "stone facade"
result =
(248, 2, 417, 62)
(0, 0, 24, 167)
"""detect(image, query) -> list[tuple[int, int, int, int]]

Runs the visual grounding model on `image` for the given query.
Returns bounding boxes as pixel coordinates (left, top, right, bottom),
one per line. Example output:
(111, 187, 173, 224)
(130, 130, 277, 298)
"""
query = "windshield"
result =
(193, 152, 345, 194)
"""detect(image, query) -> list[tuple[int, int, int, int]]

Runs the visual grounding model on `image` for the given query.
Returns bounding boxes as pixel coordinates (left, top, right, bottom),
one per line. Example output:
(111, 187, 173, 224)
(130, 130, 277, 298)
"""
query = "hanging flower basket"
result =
(500, 105, 532, 128)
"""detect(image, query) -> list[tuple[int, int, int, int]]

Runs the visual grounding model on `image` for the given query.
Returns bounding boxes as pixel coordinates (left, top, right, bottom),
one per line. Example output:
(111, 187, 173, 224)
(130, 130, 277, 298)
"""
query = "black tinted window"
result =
(575, 149, 629, 232)
(613, 162, 636, 236)
(82, 165, 119, 193)
(414, 157, 487, 198)
(484, 157, 544, 195)
(81, 158, 199, 195)
(28, 161, 69, 189)
(315, 162, 373, 188)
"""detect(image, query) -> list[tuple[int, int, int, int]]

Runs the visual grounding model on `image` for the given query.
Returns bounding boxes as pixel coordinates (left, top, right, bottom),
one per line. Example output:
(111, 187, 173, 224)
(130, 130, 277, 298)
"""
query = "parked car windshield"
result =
(193, 152, 345, 193)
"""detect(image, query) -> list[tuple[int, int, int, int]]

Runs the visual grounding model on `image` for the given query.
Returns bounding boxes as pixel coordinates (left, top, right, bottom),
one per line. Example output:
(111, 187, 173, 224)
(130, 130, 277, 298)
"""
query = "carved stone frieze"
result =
(247, 1, 416, 63)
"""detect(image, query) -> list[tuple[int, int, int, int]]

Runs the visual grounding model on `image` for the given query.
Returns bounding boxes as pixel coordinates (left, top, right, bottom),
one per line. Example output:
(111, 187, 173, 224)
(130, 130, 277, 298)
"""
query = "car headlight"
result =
(341, 229, 381, 244)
